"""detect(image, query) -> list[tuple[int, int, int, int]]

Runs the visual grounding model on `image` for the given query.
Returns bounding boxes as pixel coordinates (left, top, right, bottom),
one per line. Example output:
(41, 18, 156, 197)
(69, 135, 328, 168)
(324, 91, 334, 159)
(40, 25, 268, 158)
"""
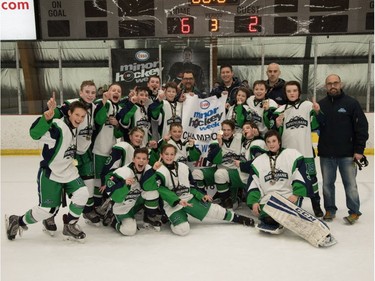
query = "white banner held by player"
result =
(182, 94, 226, 160)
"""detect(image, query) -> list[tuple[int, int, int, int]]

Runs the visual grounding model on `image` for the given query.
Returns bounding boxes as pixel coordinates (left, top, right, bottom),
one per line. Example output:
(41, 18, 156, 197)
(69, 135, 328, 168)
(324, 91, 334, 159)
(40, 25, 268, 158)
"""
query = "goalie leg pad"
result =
(263, 193, 337, 248)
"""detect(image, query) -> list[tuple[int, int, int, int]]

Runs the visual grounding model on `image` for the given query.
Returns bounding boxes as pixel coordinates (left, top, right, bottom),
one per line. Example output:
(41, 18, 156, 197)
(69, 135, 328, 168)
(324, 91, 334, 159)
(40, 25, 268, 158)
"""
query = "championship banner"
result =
(182, 94, 227, 166)
(112, 48, 160, 95)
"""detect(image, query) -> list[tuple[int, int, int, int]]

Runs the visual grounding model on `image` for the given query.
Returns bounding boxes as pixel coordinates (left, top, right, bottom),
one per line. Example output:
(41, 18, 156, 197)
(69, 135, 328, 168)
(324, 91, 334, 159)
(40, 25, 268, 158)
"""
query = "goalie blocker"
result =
(263, 193, 337, 248)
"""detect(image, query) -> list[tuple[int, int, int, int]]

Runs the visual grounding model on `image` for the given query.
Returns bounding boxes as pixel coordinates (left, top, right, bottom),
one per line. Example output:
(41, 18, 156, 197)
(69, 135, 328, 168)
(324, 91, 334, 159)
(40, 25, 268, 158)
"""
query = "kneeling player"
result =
(104, 147, 161, 235)
(247, 130, 336, 247)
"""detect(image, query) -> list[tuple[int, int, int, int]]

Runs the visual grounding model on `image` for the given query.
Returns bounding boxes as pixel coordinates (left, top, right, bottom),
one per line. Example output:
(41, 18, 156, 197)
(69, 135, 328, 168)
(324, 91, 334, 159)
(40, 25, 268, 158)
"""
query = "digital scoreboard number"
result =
(38, 0, 373, 40)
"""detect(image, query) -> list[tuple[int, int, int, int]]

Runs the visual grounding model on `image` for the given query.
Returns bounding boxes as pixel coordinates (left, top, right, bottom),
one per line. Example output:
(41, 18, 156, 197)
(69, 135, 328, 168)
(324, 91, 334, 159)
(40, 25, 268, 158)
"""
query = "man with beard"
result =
(313, 74, 368, 225)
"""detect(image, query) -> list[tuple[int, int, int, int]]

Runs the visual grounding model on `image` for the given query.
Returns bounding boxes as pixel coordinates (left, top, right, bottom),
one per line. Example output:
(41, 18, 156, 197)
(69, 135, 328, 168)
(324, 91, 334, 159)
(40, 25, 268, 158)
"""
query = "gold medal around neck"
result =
(72, 159, 79, 166)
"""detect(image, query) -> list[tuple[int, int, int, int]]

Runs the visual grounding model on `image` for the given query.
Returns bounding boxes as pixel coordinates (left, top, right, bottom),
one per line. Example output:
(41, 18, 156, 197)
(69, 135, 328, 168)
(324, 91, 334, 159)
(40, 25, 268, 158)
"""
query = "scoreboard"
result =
(38, 0, 374, 39)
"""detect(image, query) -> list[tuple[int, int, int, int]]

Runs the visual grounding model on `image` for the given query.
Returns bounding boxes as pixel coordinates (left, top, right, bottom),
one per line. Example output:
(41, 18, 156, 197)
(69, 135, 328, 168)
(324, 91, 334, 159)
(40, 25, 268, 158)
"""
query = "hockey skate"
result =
(256, 221, 284, 235)
(221, 197, 234, 209)
(102, 207, 115, 227)
(62, 215, 86, 242)
(42, 216, 57, 236)
(233, 214, 255, 227)
(143, 213, 162, 232)
(83, 209, 101, 226)
(95, 198, 112, 219)
(5, 215, 28, 240)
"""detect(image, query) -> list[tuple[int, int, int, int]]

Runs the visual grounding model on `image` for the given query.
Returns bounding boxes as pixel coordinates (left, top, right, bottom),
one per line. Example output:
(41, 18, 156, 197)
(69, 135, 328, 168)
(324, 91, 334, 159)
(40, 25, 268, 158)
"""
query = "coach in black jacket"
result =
(313, 74, 368, 225)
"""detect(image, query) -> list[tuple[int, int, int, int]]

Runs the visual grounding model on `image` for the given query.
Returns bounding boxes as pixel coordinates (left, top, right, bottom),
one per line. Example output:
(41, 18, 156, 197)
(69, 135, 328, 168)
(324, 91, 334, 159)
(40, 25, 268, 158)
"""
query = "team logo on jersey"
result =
(126, 187, 142, 201)
(264, 169, 288, 183)
(338, 108, 347, 113)
(222, 152, 240, 164)
(173, 184, 190, 197)
(167, 116, 182, 125)
(79, 126, 93, 138)
(136, 117, 150, 129)
(64, 145, 77, 159)
(285, 116, 308, 129)
(176, 156, 187, 163)
(251, 111, 262, 123)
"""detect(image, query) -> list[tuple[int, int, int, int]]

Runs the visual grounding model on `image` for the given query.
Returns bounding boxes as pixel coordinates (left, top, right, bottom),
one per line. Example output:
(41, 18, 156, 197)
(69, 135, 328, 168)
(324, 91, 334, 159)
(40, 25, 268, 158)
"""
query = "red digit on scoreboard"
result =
(181, 17, 191, 34)
(248, 16, 259, 32)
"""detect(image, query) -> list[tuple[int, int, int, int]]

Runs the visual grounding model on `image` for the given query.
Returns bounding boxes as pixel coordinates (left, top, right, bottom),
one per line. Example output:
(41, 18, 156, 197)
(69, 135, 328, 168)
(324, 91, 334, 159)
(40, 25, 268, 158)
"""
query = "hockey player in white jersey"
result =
(272, 81, 323, 217)
(6, 97, 89, 241)
(154, 144, 254, 236)
(155, 122, 201, 167)
(247, 129, 336, 247)
(247, 129, 309, 234)
(226, 87, 251, 133)
(104, 147, 162, 234)
(92, 83, 124, 218)
(118, 86, 152, 148)
(234, 121, 267, 201)
(246, 80, 278, 137)
(49, 80, 108, 227)
(148, 82, 183, 140)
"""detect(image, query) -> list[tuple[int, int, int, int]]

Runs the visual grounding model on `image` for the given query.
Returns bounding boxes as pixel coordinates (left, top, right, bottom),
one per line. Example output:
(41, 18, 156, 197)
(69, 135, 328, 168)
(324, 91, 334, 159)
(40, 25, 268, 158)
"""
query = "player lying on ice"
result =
(153, 144, 254, 236)
(246, 129, 336, 247)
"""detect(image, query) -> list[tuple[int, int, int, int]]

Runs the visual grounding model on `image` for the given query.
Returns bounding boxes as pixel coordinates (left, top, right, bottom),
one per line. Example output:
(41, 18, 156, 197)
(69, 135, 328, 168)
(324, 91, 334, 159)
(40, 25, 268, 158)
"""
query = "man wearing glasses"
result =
(178, 70, 205, 99)
(313, 74, 369, 225)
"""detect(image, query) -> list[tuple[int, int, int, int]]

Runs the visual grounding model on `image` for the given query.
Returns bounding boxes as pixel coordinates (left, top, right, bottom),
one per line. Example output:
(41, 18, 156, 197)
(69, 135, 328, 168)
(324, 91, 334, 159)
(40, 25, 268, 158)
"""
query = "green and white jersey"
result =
(274, 100, 318, 158)
(209, 132, 243, 169)
(238, 138, 267, 183)
(156, 163, 193, 216)
(118, 102, 150, 147)
(107, 164, 154, 215)
(226, 103, 250, 132)
(92, 99, 122, 156)
(30, 116, 80, 183)
(157, 163, 192, 200)
(248, 148, 307, 205)
(241, 139, 266, 162)
(104, 141, 135, 173)
(150, 100, 183, 138)
(56, 98, 96, 155)
(246, 96, 278, 137)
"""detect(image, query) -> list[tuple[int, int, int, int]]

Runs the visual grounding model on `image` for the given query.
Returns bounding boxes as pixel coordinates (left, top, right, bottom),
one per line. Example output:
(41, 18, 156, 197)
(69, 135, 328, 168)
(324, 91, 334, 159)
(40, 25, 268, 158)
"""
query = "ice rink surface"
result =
(1, 156, 374, 281)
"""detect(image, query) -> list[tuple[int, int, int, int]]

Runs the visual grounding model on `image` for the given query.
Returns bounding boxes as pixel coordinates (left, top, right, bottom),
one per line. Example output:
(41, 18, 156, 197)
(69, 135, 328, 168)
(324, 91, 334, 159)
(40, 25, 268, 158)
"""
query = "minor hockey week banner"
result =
(112, 48, 160, 95)
(181, 94, 226, 167)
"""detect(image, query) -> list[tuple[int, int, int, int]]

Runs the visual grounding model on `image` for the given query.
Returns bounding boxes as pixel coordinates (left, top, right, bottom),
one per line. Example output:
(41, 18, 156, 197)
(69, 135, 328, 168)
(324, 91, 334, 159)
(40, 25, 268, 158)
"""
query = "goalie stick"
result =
(263, 193, 337, 248)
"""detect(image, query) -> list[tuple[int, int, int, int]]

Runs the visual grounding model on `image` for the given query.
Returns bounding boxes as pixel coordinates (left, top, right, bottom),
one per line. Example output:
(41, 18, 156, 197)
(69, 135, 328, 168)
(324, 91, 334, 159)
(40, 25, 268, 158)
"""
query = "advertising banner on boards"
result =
(162, 46, 210, 94)
(112, 48, 160, 95)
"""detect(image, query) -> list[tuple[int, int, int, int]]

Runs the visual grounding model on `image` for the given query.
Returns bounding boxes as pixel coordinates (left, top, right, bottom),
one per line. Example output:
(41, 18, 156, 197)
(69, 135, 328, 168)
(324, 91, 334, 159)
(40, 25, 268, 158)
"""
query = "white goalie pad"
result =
(263, 193, 337, 248)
